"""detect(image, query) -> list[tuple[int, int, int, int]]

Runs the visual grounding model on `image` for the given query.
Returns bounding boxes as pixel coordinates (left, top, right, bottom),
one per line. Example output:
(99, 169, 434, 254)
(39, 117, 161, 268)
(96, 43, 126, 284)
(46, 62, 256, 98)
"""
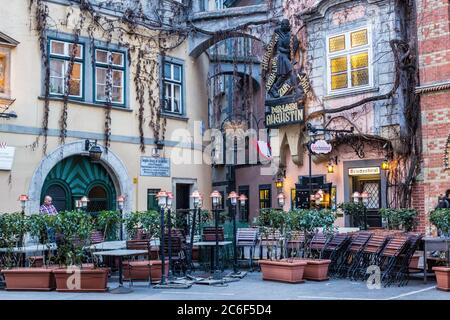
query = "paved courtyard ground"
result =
(0, 271, 448, 300)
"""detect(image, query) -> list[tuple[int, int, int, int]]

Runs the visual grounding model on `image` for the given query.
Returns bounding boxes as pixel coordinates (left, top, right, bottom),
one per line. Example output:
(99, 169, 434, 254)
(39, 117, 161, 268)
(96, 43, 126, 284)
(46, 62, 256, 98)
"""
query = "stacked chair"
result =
(236, 228, 259, 271)
(322, 233, 351, 275)
(334, 231, 372, 278)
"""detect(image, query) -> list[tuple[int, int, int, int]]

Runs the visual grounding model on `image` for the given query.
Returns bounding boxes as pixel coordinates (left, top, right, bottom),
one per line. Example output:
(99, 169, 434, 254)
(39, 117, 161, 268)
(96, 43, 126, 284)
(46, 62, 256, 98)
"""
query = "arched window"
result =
(87, 185, 109, 213)
(45, 184, 68, 212)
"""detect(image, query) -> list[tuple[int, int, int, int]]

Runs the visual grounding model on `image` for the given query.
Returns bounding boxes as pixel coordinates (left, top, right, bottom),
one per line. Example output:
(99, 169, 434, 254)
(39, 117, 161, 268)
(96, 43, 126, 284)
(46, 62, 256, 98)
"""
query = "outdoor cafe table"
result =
(93, 249, 148, 294)
(422, 237, 450, 283)
(86, 239, 160, 251)
(192, 241, 232, 274)
(0, 243, 57, 267)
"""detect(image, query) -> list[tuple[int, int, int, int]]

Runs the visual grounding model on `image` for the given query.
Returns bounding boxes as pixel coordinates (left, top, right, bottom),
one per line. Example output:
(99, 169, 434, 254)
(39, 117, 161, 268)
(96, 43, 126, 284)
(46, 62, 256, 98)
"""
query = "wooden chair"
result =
(236, 228, 259, 271)
(163, 234, 187, 275)
(90, 230, 105, 244)
(322, 233, 351, 275)
(286, 231, 305, 259)
(379, 235, 409, 287)
(123, 240, 160, 286)
(258, 228, 282, 260)
(308, 233, 329, 258)
(350, 234, 389, 280)
(202, 226, 224, 242)
(335, 231, 372, 278)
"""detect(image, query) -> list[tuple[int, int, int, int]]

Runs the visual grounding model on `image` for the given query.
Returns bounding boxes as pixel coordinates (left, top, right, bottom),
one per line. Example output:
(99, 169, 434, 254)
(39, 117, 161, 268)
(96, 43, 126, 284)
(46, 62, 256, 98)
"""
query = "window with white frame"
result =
(49, 40, 83, 98)
(327, 28, 371, 93)
(94, 48, 125, 105)
(163, 62, 183, 115)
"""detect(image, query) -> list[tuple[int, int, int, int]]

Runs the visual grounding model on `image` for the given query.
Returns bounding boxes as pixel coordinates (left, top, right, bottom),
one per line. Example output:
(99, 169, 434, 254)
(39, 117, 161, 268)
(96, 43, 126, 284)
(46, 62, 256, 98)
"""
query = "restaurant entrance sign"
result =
(140, 157, 170, 177)
(263, 19, 310, 129)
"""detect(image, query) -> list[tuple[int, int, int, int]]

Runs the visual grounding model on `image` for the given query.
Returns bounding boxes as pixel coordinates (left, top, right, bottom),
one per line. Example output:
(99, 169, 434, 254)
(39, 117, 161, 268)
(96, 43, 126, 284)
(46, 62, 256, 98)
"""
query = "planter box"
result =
(123, 260, 169, 283)
(296, 259, 331, 281)
(259, 259, 306, 283)
(433, 266, 450, 292)
(53, 268, 108, 292)
(1, 268, 56, 291)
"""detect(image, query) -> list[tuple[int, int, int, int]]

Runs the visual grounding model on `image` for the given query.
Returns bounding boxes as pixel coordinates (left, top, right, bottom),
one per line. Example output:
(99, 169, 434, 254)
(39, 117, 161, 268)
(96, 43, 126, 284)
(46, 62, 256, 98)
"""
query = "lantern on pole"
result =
(157, 191, 168, 208)
(210, 190, 222, 208)
(18, 194, 29, 214)
(277, 193, 286, 208)
(228, 191, 238, 207)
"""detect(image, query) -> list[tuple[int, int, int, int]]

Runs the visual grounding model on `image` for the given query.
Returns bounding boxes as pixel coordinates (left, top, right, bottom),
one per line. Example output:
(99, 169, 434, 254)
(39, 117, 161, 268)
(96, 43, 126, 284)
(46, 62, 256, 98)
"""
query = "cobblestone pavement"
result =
(0, 271, 448, 300)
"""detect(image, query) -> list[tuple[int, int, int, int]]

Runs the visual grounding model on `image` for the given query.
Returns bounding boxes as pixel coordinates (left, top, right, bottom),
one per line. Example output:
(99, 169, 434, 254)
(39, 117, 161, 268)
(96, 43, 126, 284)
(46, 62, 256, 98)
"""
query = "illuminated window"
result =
(259, 185, 272, 209)
(327, 28, 371, 93)
(49, 40, 84, 98)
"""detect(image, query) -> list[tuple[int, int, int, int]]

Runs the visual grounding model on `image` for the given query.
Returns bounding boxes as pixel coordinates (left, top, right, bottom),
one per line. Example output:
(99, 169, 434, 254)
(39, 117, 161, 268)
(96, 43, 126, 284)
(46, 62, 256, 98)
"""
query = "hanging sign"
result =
(0, 143, 15, 170)
(265, 102, 304, 128)
(140, 157, 170, 177)
(348, 167, 381, 176)
(310, 140, 332, 155)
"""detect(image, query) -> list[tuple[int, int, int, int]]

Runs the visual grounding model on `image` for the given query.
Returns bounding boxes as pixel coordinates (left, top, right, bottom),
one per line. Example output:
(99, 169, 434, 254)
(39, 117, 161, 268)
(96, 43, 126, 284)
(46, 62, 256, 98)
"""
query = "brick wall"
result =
(413, 0, 450, 234)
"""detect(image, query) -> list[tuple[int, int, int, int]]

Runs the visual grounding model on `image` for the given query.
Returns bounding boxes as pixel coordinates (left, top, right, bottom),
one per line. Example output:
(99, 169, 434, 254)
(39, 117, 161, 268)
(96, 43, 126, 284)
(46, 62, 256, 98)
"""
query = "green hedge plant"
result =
(429, 208, 450, 236)
(380, 208, 418, 232)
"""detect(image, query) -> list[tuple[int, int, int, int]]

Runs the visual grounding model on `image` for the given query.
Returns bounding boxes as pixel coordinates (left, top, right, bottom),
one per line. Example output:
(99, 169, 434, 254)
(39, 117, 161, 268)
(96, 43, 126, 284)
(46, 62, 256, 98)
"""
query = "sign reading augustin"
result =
(265, 102, 304, 128)
(140, 157, 170, 177)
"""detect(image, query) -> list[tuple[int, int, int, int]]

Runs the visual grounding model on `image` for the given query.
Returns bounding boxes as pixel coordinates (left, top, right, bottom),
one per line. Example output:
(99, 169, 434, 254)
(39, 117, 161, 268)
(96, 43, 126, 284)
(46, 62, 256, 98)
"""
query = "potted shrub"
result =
(429, 208, 450, 291)
(290, 209, 335, 281)
(380, 208, 418, 232)
(1, 213, 57, 291)
(52, 211, 109, 292)
(123, 211, 168, 282)
(256, 209, 307, 283)
(96, 210, 122, 241)
(339, 202, 367, 230)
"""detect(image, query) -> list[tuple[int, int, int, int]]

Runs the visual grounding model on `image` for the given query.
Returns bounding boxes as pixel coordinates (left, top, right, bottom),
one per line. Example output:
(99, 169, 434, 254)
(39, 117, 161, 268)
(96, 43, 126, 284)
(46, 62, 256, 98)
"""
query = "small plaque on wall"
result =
(140, 157, 170, 177)
(0, 144, 15, 171)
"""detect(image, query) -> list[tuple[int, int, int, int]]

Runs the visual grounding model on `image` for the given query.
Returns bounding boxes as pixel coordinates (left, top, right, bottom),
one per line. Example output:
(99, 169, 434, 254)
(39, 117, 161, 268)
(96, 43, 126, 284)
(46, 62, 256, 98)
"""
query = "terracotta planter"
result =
(297, 259, 331, 281)
(259, 259, 306, 283)
(192, 247, 199, 261)
(409, 254, 420, 271)
(1, 268, 56, 291)
(123, 260, 169, 283)
(433, 266, 450, 291)
(53, 268, 108, 292)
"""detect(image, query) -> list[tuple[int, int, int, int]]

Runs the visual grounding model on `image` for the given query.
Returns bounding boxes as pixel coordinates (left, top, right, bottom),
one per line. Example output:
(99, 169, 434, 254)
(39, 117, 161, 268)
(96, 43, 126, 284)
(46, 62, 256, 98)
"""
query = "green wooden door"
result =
(42, 155, 116, 212)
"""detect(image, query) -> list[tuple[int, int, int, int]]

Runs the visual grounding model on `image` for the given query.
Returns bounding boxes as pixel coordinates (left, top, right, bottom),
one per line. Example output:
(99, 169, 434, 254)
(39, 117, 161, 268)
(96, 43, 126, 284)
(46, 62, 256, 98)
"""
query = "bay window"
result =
(327, 28, 372, 94)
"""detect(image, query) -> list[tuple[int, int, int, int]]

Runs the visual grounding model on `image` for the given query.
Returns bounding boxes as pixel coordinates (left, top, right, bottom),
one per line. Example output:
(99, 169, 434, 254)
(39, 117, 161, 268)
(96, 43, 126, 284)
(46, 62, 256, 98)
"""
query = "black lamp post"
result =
(189, 190, 202, 274)
(210, 190, 222, 280)
(156, 190, 168, 285)
(166, 191, 174, 280)
(117, 195, 125, 241)
(18, 194, 28, 215)
(228, 191, 239, 274)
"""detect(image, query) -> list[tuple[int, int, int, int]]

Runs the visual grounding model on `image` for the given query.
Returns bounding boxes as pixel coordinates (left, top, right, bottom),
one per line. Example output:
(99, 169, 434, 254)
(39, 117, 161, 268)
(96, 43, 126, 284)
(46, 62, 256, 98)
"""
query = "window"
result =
(49, 40, 84, 98)
(0, 50, 8, 96)
(163, 61, 183, 115)
(259, 185, 272, 209)
(94, 48, 125, 105)
(238, 186, 250, 222)
(147, 189, 161, 211)
(327, 28, 371, 93)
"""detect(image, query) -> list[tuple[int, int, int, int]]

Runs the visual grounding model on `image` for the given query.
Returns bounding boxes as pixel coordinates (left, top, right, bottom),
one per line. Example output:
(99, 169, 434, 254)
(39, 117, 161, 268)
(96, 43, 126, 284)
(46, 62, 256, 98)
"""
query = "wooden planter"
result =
(297, 259, 331, 281)
(123, 260, 169, 283)
(433, 266, 450, 291)
(1, 268, 56, 291)
(53, 268, 109, 292)
(259, 259, 307, 283)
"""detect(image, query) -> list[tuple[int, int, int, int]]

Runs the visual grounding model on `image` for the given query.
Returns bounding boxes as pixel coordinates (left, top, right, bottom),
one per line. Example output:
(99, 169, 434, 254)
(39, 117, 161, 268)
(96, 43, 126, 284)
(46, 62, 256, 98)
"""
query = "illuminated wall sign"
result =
(0, 144, 15, 170)
(265, 102, 304, 128)
(348, 167, 381, 176)
(310, 140, 332, 154)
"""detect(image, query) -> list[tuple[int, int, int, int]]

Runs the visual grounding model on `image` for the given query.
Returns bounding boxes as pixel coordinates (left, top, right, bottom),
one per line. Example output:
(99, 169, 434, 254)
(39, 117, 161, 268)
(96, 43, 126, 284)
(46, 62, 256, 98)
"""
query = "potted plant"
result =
(380, 208, 418, 232)
(96, 210, 122, 241)
(1, 213, 57, 291)
(52, 210, 109, 292)
(339, 202, 367, 230)
(429, 208, 450, 291)
(256, 209, 307, 283)
(123, 211, 168, 282)
(290, 209, 335, 281)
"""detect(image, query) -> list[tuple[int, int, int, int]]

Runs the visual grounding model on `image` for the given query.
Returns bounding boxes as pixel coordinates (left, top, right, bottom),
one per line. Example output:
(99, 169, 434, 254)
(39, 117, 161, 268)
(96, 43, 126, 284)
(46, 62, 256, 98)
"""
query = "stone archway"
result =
(27, 141, 133, 215)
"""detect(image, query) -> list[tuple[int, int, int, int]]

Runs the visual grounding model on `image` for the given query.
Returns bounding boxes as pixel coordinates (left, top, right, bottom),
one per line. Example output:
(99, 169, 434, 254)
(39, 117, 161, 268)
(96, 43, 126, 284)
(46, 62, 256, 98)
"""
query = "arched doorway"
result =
(41, 155, 116, 213)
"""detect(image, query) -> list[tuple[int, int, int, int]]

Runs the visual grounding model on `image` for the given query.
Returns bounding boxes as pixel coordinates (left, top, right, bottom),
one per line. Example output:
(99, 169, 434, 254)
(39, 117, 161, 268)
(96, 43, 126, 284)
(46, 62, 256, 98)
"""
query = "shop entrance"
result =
(352, 175, 382, 228)
(176, 183, 191, 210)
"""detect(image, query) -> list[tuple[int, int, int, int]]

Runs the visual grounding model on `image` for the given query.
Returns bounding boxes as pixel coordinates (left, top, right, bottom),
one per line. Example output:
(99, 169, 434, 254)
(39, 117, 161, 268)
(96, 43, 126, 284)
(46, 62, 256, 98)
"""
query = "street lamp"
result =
(228, 191, 239, 275)
(277, 193, 286, 208)
(189, 190, 202, 272)
(239, 194, 248, 221)
(210, 190, 222, 280)
(275, 179, 284, 190)
(18, 194, 28, 215)
(80, 196, 89, 211)
(166, 191, 174, 280)
(156, 190, 168, 285)
(117, 195, 125, 241)
(352, 191, 361, 203)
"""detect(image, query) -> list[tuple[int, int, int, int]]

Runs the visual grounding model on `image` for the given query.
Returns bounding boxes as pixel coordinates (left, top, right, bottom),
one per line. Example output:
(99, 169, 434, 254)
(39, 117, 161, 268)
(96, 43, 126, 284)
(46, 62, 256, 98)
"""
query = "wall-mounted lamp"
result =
(381, 159, 390, 171)
(327, 161, 334, 174)
(275, 178, 284, 190)
(85, 139, 102, 162)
